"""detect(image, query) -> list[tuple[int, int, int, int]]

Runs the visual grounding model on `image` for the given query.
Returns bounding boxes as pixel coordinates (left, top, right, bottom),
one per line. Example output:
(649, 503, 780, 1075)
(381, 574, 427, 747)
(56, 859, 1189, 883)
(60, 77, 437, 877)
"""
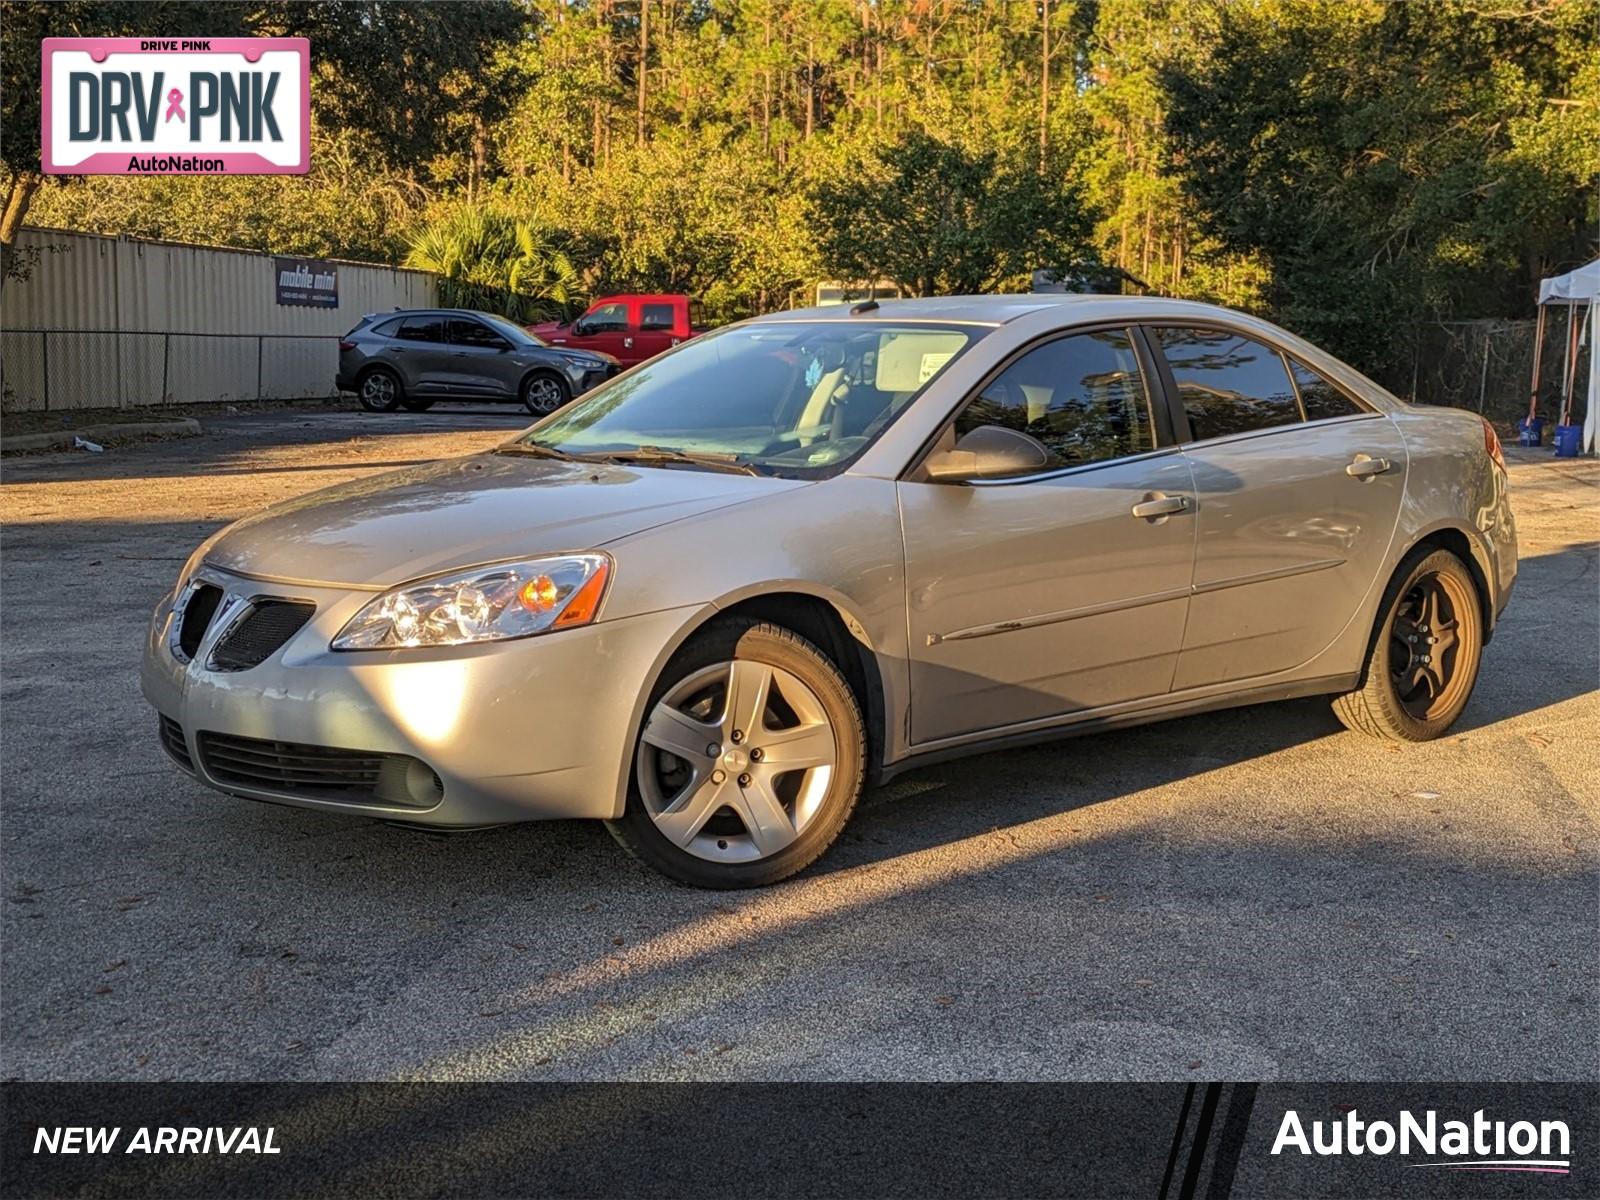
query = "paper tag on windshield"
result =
(919, 352, 954, 383)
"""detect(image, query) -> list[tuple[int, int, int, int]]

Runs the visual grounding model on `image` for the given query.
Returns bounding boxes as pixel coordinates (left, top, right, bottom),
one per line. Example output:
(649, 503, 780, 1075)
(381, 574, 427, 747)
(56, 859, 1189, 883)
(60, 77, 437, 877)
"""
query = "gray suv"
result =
(337, 309, 620, 415)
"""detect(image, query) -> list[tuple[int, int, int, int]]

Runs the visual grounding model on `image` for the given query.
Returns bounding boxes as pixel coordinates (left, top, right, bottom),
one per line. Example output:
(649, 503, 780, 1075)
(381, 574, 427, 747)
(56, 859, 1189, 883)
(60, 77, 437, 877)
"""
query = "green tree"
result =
(1, 0, 528, 278)
(404, 208, 580, 321)
(1160, 0, 1599, 378)
(809, 130, 1098, 296)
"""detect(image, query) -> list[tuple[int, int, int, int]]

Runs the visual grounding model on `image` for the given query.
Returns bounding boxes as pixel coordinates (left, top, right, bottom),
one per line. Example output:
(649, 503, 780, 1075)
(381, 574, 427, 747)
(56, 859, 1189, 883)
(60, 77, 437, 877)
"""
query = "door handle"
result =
(1345, 455, 1392, 479)
(1130, 494, 1191, 520)
(624, 337, 634, 348)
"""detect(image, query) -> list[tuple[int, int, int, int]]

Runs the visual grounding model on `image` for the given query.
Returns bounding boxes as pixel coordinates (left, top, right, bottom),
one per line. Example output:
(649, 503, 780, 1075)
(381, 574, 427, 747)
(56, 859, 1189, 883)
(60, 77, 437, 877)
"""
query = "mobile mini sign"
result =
(41, 38, 309, 175)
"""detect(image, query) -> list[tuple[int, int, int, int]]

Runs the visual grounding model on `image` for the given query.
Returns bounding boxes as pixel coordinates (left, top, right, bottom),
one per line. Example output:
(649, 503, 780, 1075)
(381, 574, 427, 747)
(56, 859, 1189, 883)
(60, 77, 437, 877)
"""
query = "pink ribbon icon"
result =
(164, 88, 185, 123)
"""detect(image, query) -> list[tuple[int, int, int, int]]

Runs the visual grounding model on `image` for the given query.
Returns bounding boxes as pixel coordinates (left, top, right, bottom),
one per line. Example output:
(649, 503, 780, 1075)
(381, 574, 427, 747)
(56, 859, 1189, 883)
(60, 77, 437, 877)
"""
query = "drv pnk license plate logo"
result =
(41, 38, 309, 175)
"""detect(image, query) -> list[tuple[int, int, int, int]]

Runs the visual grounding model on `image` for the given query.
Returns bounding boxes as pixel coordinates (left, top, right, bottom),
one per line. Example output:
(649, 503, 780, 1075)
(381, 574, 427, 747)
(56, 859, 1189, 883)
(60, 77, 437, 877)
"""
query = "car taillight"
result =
(1481, 418, 1505, 472)
(338, 339, 357, 352)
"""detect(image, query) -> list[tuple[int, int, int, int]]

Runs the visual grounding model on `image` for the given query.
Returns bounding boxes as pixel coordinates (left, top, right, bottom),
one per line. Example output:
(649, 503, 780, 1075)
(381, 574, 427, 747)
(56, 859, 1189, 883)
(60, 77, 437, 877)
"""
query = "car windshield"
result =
(480, 313, 547, 347)
(516, 320, 984, 478)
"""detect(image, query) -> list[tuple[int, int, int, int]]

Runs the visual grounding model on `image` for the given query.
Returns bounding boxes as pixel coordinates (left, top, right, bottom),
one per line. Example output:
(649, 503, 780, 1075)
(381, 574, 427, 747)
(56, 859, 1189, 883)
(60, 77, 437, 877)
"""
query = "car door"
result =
(551, 300, 637, 363)
(899, 327, 1198, 744)
(390, 314, 451, 394)
(1147, 326, 1409, 690)
(446, 317, 519, 398)
(634, 300, 680, 361)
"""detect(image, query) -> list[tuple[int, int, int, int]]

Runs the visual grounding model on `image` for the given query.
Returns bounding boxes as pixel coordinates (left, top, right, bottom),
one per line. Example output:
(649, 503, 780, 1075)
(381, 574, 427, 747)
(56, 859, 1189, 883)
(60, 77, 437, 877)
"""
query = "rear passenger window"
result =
(396, 316, 445, 343)
(1155, 328, 1300, 442)
(954, 329, 1153, 470)
(640, 303, 675, 330)
(1289, 358, 1364, 421)
(371, 318, 404, 337)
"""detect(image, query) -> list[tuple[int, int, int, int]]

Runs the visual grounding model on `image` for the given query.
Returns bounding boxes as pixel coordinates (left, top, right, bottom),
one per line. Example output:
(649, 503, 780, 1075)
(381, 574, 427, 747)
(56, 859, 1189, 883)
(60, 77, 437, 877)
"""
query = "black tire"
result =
(522, 370, 570, 417)
(606, 619, 866, 888)
(355, 367, 403, 412)
(1332, 547, 1484, 741)
(399, 396, 436, 412)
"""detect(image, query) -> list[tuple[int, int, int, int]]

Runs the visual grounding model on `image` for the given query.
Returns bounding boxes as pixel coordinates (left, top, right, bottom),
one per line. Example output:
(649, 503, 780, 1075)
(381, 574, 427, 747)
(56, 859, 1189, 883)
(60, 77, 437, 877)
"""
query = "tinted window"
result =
(396, 316, 445, 343)
(640, 303, 675, 331)
(954, 329, 1153, 470)
(371, 317, 404, 337)
(580, 302, 631, 333)
(448, 318, 509, 349)
(1156, 328, 1300, 441)
(1290, 358, 1363, 421)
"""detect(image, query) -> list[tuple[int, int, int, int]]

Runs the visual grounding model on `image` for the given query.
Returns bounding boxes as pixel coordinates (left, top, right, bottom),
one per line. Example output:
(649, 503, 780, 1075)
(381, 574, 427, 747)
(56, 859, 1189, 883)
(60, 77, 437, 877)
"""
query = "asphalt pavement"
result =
(2, 405, 1595, 1082)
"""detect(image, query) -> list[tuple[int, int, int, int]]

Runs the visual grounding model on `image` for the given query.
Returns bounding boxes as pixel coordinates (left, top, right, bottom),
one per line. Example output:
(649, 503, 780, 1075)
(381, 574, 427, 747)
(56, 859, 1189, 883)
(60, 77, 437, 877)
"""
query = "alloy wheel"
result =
(360, 372, 397, 410)
(635, 659, 838, 863)
(1388, 570, 1472, 721)
(525, 375, 565, 414)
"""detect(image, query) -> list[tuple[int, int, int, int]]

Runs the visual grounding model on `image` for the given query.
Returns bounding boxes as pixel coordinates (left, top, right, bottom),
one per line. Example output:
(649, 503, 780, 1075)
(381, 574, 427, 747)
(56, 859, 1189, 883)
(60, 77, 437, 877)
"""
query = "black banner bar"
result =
(2, 1083, 1593, 1198)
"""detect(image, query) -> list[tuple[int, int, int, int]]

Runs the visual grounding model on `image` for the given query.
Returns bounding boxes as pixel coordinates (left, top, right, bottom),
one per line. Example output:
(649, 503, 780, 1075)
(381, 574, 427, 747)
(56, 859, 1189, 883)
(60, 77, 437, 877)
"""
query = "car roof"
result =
(368, 309, 509, 320)
(759, 293, 1248, 327)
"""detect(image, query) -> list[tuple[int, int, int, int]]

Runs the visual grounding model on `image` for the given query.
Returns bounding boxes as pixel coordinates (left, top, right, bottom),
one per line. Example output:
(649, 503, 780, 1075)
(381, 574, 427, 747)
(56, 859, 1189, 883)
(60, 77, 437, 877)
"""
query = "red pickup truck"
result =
(529, 294, 704, 369)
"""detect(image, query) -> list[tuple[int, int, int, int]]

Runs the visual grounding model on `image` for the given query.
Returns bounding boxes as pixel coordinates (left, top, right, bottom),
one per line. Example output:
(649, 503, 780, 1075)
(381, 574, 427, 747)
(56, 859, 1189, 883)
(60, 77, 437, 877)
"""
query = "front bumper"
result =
(142, 567, 702, 826)
(568, 362, 620, 394)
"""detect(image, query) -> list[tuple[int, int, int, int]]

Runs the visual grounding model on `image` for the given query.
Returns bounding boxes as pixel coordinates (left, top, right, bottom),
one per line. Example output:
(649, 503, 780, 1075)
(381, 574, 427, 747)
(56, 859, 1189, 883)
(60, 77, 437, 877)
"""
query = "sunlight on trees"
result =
(4, 0, 1594, 382)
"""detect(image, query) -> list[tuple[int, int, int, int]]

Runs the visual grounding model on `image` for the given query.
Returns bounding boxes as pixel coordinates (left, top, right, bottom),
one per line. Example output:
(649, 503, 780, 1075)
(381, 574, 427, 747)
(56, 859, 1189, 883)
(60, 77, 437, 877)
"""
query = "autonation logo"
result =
(1273, 1108, 1571, 1175)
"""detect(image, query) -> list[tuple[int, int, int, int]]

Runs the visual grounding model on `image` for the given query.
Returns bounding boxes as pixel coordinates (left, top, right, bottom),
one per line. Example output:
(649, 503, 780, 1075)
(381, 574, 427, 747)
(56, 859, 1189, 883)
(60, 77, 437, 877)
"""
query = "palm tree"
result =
(404, 209, 582, 322)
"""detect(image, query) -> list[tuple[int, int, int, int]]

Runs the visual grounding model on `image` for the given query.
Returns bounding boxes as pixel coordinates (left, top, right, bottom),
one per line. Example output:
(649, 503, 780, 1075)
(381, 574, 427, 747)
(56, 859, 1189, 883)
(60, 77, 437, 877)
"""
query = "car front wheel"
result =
(607, 619, 865, 888)
(522, 371, 569, 416)
(1332, 547, 1484, 741)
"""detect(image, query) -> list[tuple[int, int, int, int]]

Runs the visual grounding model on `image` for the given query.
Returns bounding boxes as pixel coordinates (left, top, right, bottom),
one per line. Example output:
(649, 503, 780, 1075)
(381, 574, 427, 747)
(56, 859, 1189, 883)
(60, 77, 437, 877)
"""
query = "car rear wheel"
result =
(356, 368, 403, 413)
(522, 371, 569, 416)
(606, 619, 865, 888)
(1332, 547, 1484, 741)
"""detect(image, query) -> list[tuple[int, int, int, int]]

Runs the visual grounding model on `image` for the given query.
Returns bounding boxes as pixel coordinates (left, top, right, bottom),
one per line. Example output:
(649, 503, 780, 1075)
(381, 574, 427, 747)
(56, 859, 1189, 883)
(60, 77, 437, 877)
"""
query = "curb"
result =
(1, 417, 203, 455)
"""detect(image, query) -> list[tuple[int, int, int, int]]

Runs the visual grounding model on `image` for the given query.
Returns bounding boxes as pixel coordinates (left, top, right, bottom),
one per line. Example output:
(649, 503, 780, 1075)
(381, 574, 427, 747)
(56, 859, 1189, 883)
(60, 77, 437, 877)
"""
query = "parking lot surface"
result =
(2, 407, 1596, 1082)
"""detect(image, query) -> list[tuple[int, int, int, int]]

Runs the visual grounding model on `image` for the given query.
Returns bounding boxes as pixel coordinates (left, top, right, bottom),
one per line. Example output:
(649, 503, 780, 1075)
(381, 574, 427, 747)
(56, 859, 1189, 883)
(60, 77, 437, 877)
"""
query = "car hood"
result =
(201, 452, 809, 588)
(543, 346, 618, 365)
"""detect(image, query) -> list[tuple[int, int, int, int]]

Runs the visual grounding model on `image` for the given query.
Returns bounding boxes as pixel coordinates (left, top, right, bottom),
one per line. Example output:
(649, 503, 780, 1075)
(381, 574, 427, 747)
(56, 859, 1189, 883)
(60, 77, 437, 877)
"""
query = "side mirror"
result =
(571, 319, 592, 337)
(923, 426, 1050, 482)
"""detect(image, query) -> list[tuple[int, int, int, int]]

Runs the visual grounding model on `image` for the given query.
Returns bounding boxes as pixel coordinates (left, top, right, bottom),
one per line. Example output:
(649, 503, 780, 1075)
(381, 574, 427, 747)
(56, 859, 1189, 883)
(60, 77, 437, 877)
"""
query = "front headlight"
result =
(332, 554, 610, 650)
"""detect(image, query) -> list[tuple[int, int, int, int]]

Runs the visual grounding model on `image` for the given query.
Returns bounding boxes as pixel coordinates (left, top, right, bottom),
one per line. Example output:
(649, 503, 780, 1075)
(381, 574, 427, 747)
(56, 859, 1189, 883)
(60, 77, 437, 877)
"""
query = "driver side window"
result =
(578, 302, 631, 335)
(954, 329, 1154, 471)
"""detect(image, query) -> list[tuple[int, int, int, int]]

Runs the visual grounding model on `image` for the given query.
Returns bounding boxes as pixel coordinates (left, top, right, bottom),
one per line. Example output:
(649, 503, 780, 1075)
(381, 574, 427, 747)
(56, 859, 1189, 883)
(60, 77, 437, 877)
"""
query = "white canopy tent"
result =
(1528, 257, 1598, 454)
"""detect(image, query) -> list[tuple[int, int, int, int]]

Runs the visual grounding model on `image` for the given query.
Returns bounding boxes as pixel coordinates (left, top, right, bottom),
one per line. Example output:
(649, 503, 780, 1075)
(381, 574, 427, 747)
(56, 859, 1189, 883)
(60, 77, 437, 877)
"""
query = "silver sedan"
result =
(144, 296, 1517, 888)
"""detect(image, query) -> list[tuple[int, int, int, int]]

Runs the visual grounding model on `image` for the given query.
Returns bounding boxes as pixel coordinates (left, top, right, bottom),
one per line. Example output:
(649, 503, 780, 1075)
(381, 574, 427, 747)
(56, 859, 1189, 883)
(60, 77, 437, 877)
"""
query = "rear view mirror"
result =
(923, 426, 1050, 482)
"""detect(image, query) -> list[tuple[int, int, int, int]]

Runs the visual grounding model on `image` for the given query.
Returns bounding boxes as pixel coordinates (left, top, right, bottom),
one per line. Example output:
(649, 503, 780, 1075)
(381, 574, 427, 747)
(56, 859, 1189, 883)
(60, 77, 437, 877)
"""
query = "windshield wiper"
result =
(590, 446, 762, 476)
(495, 442, 587, 461)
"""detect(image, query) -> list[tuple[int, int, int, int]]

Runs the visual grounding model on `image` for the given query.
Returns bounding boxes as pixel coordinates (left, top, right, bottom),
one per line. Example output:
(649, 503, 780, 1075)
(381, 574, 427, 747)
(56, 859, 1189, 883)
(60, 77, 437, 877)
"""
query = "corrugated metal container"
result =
(1, 226, 437, 411)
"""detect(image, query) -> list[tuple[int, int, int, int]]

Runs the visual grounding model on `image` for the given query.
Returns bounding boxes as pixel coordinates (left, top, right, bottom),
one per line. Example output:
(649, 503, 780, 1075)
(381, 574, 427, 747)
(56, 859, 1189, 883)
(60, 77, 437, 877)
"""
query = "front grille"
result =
(158, 715, 194, 772)
(197, 732, 443, 808)
(177, 583, 223, 659)
(210, 600, 314, 671)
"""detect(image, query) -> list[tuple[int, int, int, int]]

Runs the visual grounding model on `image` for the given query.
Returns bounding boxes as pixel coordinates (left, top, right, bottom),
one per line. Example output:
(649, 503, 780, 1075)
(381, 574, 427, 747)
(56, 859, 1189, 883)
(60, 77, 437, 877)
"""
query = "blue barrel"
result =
(1517, 416, 1546, 446)
(1554, 423, 1583, 458)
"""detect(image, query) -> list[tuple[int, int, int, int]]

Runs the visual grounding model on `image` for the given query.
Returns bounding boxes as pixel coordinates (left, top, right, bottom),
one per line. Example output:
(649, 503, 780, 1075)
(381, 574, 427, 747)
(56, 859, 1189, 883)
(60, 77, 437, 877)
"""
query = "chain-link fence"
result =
(1403, 314, 1591, 425)
(0, 330, 347, 413)
(5, 316, 1590, 424)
